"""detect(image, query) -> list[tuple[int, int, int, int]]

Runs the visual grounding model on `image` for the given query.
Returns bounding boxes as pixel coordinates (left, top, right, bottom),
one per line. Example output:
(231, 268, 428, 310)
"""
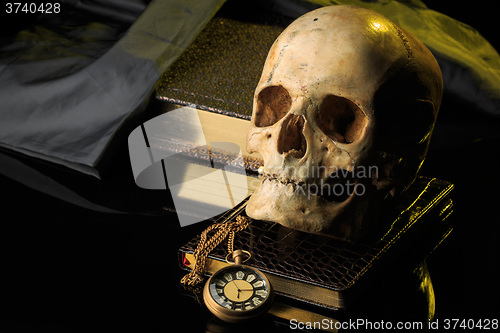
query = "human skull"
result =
(245, 5, 442, 240)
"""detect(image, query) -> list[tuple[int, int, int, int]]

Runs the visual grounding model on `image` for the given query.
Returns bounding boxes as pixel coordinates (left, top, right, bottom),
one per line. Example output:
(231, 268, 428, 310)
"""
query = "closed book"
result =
(178, 176, 454, 310)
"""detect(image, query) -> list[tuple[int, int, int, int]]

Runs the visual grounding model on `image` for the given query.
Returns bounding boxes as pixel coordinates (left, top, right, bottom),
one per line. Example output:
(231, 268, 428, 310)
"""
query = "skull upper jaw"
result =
(246, 175, 379, 240)
(246, 177, 344, 233)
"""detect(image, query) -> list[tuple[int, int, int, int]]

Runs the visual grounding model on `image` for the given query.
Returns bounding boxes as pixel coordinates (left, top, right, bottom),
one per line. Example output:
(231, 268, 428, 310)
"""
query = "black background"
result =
(1, 1, 499, 332)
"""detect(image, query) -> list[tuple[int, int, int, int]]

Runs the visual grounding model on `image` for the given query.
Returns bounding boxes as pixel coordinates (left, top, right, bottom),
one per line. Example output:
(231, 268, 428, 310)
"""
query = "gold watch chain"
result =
(180, 216, 248, 287)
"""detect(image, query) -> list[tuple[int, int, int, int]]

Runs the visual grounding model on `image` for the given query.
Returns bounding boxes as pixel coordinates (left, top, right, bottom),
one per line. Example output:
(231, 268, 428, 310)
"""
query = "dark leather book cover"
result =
(178, 176, 454, 309)
(156, 5, 293, 119)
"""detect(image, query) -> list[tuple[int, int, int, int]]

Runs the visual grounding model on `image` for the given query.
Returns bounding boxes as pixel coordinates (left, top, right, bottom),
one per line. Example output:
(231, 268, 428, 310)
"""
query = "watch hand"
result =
(236, 280, 254, 290)
(233, 280, 242, 290)
(231, 281, 242, 298)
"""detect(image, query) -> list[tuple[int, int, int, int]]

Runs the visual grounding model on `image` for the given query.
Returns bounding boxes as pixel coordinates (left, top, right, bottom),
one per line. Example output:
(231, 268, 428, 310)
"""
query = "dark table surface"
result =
(1, 96, 499, 332)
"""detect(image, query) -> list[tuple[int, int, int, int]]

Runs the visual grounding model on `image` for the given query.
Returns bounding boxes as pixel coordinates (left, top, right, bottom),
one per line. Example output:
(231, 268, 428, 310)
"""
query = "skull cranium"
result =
(245, 5, 443, 240)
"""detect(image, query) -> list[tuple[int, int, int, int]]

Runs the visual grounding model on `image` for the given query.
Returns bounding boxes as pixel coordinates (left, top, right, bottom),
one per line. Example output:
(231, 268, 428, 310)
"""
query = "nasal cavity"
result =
(277, 114, 307, 158)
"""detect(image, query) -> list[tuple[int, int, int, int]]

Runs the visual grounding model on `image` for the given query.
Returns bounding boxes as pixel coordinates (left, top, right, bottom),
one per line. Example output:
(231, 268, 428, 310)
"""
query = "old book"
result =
(178, 176, 454, 311)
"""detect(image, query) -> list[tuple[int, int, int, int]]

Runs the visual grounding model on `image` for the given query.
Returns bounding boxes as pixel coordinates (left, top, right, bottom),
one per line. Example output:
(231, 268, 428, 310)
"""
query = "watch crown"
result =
(232, 249, 244, 265)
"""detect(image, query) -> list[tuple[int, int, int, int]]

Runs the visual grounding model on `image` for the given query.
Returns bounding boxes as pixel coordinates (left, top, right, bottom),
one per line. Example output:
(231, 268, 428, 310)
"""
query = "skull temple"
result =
(245, 5, 443, 240)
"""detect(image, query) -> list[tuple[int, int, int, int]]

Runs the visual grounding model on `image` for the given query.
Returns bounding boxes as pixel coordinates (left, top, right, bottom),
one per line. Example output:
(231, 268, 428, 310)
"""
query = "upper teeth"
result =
(262, 172, 305, 189)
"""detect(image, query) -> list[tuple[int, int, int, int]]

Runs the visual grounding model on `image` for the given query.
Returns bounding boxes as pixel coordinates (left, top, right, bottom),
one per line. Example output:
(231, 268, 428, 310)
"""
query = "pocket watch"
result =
(203, 249, 274, 323)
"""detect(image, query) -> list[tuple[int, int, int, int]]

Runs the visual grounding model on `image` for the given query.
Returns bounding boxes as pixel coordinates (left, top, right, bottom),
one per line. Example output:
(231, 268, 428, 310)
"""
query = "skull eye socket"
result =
(315, 95, 367, 144)
(254, 85, 292, 127)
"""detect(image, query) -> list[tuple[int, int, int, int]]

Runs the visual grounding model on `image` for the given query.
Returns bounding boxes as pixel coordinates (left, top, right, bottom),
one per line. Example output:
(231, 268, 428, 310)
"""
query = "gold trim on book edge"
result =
(269, 302, 338, 333)
(183, 253, 343, 309)
(345, 178, 454, 289)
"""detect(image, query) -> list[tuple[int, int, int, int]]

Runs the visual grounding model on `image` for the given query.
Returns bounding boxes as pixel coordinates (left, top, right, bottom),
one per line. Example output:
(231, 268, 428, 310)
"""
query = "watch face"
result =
(208, 265, 271, 312)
